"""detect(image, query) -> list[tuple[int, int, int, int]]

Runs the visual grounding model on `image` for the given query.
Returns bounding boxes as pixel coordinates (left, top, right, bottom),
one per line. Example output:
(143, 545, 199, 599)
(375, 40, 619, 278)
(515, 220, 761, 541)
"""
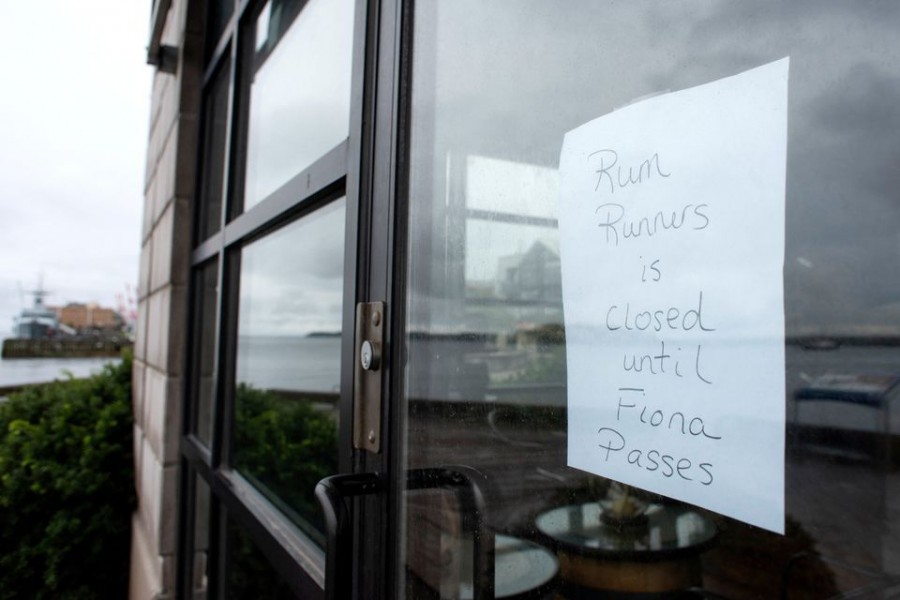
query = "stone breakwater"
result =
(1, 337, 132, 359)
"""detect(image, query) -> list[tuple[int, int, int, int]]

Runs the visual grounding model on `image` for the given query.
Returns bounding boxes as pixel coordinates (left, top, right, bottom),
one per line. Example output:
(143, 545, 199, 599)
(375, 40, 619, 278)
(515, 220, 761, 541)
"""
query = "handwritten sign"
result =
(560, 58, 789, 533)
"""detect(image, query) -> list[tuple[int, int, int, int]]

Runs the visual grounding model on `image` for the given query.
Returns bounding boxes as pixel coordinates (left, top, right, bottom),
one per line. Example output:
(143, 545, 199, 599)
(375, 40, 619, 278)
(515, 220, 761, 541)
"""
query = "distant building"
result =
(54, 302, 122, 331)
(497, 241, 562, 303)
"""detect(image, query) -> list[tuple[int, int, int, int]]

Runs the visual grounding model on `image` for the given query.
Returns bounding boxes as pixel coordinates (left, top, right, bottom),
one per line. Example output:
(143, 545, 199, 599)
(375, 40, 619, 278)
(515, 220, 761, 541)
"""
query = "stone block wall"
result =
(131, 1, 203, 598)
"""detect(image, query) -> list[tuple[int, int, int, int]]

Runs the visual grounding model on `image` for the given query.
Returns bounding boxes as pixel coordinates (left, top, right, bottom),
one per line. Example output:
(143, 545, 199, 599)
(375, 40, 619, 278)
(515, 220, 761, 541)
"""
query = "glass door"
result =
(393, 2, 900, 599)
(180, 0, 369, 597)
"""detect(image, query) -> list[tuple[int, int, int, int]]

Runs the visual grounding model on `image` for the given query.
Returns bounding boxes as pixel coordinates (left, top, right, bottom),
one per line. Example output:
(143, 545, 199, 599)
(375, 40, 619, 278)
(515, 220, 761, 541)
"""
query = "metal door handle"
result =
(315, 473, 382, 600)
(407, 466, 495, 600)
(316, 468, 493, 600)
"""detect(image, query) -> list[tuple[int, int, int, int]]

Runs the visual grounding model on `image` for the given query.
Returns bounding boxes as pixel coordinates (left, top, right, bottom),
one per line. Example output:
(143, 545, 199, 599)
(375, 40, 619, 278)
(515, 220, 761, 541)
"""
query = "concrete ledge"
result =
(130, 512, 165, 600)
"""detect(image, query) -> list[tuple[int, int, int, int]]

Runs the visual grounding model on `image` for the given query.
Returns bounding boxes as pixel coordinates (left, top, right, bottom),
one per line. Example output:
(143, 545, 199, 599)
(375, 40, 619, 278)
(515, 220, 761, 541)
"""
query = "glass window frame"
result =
(178, 0, 370, 598)
(389, 3, 900, 600)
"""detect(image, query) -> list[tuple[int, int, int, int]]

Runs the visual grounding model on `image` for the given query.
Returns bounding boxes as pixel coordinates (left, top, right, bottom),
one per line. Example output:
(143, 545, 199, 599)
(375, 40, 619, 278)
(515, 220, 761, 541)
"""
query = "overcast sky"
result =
(410, 0, 900, 334)
(0, 1, 150, 334)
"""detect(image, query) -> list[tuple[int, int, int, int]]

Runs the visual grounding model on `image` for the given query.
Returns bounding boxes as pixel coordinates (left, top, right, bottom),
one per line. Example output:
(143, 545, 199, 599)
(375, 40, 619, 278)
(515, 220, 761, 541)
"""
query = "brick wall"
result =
(131, 1, 203, 598)
(55, 303, 120, 330)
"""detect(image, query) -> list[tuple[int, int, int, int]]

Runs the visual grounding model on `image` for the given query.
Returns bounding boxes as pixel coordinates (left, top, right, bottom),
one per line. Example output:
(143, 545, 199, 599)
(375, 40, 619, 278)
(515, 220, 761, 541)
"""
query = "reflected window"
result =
(406, 154, 565, 406)
(225, 515, 299, 599)
(241, 0, 354, 211)
(205, 0, 234, 62)
(189, 476, 211, 599)
(190, 259, 219, 446)
(196, 59, 231, 242)
(232, 198, 345, 542)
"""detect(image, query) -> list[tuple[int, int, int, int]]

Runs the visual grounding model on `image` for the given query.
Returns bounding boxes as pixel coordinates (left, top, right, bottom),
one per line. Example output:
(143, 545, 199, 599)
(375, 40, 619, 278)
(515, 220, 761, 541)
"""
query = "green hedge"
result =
(0, 353, 134, 600)
(233, 383, 337, 543)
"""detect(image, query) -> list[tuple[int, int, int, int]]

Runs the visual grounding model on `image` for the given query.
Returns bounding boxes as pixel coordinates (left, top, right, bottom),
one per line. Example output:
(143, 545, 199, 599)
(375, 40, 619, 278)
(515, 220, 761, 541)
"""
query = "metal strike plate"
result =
(353, 302, 384, 453)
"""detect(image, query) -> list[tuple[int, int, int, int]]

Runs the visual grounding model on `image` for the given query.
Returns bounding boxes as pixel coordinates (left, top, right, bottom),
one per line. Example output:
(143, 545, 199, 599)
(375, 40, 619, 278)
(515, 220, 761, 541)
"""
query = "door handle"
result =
(407, 466, 495, 600)
(316, 468, 493, 600)
(315, 472, 382, 600)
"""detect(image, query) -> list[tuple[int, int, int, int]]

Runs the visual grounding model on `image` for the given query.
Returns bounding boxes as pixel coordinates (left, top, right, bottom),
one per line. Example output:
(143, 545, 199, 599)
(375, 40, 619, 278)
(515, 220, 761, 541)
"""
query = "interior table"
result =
(534, 502, 718, 598)
(458, 534, 559, 600)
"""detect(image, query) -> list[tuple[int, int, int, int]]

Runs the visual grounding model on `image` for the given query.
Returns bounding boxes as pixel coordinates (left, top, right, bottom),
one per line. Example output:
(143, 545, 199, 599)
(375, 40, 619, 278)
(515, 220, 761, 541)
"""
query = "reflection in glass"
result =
(242, 0, 354, 210)
(225, 515, 299, 600)
(233, 199, 345, 542)
(196, 59, 231, 242)
(191, 260, 219, 447)
(205, 0, 234, 62)
(190, 476, 211, 599)
(402, 1, 900, 598)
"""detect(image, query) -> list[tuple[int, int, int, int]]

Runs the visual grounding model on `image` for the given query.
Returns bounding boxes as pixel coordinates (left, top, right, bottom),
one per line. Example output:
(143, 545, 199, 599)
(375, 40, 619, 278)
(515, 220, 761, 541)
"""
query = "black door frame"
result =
(173, 0, 408, 597)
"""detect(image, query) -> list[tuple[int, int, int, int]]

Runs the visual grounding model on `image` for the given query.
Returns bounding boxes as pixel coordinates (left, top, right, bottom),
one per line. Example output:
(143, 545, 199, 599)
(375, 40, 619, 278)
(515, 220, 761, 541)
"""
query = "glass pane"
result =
(196, 59, 231, 242)
(233, 199, 345, 543)
(205, 0, 234, 62)
(225, 515, 299, 600)
(190, 476, 211, 599)
(242, 0, 354, 211)
(190, 259, 219, 447)
(402, 2, 900, 599)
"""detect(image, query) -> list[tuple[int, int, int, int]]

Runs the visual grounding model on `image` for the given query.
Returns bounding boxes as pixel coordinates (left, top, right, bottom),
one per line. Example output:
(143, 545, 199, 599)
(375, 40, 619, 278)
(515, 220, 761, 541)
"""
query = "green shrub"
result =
(233, 383, 337, 544)
(0, 353, 134, 600)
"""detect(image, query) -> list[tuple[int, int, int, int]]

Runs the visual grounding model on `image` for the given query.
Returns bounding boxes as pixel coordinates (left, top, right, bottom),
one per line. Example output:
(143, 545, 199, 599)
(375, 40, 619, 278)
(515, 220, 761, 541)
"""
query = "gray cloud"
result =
(408, 0, 900, 334)
(0, 1, 150, 332)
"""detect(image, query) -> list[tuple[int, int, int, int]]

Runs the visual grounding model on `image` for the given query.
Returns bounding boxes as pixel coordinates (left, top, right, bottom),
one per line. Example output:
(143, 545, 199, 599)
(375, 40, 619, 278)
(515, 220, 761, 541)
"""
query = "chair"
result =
(792, 373, 900, 464)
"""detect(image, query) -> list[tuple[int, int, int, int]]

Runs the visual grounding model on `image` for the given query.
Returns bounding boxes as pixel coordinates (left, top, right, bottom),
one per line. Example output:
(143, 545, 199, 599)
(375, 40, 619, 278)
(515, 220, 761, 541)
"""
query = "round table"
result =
(458, 534, 559, 600)
(535, 502, 717, 597)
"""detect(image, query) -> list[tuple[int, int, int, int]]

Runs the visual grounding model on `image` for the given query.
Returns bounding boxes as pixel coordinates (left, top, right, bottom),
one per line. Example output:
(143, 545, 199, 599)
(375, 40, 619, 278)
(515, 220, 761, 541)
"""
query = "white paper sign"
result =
(560, 58, 789, 533)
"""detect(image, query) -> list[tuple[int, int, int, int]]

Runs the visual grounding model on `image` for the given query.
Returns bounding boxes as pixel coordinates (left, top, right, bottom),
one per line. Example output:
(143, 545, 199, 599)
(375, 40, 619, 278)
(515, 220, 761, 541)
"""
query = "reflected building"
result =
(496, 241, 561, 304)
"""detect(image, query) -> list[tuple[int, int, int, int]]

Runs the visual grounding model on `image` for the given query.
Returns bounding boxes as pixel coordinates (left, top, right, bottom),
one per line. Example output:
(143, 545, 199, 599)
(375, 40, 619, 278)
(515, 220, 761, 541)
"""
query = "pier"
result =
(1, 338, 132, 359)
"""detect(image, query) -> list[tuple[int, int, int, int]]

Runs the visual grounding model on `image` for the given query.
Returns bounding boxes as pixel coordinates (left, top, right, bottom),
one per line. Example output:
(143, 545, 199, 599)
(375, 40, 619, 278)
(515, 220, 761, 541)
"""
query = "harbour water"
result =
(0, 335, 341, 393)
(3, 332, 897, 435)
(235, 334, 900, 431)
(0, 337, 119, 388)
(237, 335, 341, 393)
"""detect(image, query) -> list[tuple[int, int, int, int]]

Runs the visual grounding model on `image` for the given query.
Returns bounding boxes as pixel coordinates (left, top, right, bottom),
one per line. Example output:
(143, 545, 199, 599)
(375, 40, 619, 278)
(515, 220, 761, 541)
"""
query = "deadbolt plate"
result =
(353, 302, 384, 453)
